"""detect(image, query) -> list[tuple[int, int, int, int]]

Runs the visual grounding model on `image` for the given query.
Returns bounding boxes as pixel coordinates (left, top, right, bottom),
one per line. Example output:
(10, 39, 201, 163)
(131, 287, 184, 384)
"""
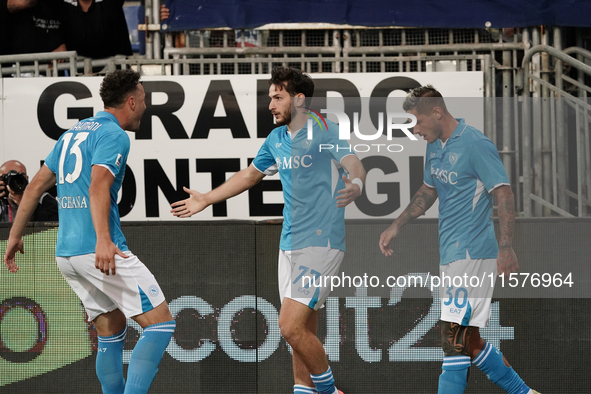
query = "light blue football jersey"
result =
(44, 111, 130, 257)
(423, 119, 510, 265)
(253, 119, 355, 251)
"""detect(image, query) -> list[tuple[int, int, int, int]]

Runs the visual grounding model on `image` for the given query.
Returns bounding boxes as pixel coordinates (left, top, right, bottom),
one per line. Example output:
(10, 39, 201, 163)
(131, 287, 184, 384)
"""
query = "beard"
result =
(275, 107, 292, 126)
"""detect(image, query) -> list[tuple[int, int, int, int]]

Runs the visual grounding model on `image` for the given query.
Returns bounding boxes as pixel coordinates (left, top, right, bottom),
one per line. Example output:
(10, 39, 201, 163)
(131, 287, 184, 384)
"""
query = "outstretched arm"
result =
(4, 165, 56, 273)
(492, 185, 518, 276)
(379, 184, 438, 256)
(171, 163, 266, 218)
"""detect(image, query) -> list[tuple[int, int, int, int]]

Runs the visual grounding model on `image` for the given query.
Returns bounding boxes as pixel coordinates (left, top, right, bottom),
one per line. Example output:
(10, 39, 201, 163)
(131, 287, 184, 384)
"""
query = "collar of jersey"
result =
(434, 118, 466, 148)
(281, 124, 308, 144)
(448, 118, 466, 140)
(95, 111, 121, 126)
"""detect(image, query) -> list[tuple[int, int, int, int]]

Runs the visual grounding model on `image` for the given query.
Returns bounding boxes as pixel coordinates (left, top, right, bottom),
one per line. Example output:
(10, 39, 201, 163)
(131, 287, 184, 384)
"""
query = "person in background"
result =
(0, 160, 58, 222)
(0, 0, 11, 55)
(61, 0, 132, 59)
(6, 0, 65, 55)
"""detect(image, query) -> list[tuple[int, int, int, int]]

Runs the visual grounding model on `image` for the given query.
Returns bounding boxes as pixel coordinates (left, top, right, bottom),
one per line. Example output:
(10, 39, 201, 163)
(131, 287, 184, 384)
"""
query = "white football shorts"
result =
(278, 246, 344, 311)
(439, 256, 497, 328)
(56, 251, 166, 321)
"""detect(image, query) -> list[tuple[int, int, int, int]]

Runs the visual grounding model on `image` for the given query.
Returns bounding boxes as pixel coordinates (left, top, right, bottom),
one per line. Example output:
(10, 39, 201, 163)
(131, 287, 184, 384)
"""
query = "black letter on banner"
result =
(137, 81, 188, 140)
(37, 82, 93, 140)
(144, 159, 190, 217)
(196, 159, 240, 217)
(257, 79, 275, 138)
(247, 158, 283, 216)
(119, 164, 136, 218)
(311, 79, 361, 133)
(369, 77, 421, 138)
(192, 80, 249, 139)
(355, 156, 400, 216)
(409, 156, 424, 199)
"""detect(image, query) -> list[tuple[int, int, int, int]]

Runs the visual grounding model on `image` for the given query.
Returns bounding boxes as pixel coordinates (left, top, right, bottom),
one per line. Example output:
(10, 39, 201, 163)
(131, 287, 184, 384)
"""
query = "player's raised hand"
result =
(171, 186, 208, 218)
(497, 246, 519, 276)
(379, 225, 399, 257)
(4, 236, 24, 273)
(336, 175, 361, 208)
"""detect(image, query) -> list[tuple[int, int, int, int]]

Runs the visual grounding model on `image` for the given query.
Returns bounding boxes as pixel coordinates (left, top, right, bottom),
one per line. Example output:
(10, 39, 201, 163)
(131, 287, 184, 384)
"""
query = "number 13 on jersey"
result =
(57, 132, 89, 184)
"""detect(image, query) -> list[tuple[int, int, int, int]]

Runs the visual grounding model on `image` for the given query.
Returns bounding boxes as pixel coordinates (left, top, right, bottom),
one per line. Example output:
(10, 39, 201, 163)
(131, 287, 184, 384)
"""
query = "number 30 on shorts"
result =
(443, 286, 468, 309)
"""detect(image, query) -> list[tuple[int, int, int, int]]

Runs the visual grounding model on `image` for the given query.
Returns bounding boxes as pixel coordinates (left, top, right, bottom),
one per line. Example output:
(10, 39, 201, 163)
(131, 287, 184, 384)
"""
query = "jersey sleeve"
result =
(91, 131, 130, 177)
(252, 137, 278, 176)
(44, 138, 61, 174)
(470, 138, 510, 191)
(423, 147, 435, 188)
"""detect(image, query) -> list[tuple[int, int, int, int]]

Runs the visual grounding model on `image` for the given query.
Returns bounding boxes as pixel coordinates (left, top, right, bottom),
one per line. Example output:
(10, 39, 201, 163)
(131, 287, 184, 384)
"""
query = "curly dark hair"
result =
(402, 85, 448, 114)
(269, 66, 314, 99)
(99, 69, 141, 108)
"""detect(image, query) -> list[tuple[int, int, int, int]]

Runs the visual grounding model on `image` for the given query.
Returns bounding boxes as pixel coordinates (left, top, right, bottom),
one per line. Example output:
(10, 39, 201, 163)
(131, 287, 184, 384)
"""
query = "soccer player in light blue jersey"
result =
(379, 86, 539, 394)
(4, 70, 175, 394)
(171, 67, 366, 394)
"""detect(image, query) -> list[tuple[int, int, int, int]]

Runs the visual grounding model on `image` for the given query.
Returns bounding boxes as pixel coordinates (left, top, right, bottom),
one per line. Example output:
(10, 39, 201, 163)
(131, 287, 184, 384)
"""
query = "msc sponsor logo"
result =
(275, 155, 313, 170)
(431, 166, 458, 184)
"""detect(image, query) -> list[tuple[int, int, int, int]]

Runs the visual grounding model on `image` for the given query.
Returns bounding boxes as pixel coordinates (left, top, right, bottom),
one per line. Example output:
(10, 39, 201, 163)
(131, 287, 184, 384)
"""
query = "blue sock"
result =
(472, 342, 530, 394)
(310, 367, 338, 394)
(96, 326, 127, 394)
(438, 356, 470, 394)
(123, 320, 175, 394)
(294, 384, 317, 394)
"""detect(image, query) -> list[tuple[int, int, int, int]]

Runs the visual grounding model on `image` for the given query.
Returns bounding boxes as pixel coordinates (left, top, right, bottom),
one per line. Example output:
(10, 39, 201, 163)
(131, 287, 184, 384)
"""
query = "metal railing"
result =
(0, 51, 77, 78)
(519, 32, 591, 217)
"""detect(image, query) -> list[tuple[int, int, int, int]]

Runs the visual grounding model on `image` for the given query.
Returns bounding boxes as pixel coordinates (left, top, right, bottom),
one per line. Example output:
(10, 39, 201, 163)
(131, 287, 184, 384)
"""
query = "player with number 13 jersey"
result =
(45, 113, 130, 256)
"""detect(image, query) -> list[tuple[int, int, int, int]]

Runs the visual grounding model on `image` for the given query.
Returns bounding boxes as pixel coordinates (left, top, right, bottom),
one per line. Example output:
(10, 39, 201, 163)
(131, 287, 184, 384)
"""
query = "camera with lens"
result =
(0, 170, 28, 198)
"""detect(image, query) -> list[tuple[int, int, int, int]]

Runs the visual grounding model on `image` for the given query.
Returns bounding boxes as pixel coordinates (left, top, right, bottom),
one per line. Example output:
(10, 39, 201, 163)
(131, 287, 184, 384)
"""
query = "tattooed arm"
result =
(492, 185, 519, 276)
(379, 184, 438, 256)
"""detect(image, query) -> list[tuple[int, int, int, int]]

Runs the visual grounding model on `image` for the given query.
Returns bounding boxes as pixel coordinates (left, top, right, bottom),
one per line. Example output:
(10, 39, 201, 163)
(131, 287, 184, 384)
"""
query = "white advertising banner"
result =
(0, 72, 483, 220)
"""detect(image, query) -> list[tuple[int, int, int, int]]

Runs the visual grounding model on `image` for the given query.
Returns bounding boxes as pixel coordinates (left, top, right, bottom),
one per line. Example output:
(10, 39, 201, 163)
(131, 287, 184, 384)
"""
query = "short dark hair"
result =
(100, 69, 141, 108)
(269, 66, 314, 99)
(402, 85, 448, 114)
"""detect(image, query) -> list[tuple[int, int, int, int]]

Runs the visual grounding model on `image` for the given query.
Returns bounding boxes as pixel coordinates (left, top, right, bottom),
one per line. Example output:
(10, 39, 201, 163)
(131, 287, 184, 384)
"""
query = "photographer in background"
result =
(0, 160, 58, 222)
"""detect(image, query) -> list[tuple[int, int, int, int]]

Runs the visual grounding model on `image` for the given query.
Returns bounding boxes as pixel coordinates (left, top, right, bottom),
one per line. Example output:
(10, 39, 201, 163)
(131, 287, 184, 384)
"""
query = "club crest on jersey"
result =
(276, 143, 282, 148)
(449, 152, 458, 165)
(115, 154, 122, 168)
(302, 140, 312, 149)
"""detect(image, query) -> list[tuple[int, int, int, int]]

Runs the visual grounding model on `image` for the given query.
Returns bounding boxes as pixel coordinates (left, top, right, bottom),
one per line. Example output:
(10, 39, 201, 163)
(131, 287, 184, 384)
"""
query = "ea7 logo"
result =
(306, 110, 417, 141)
